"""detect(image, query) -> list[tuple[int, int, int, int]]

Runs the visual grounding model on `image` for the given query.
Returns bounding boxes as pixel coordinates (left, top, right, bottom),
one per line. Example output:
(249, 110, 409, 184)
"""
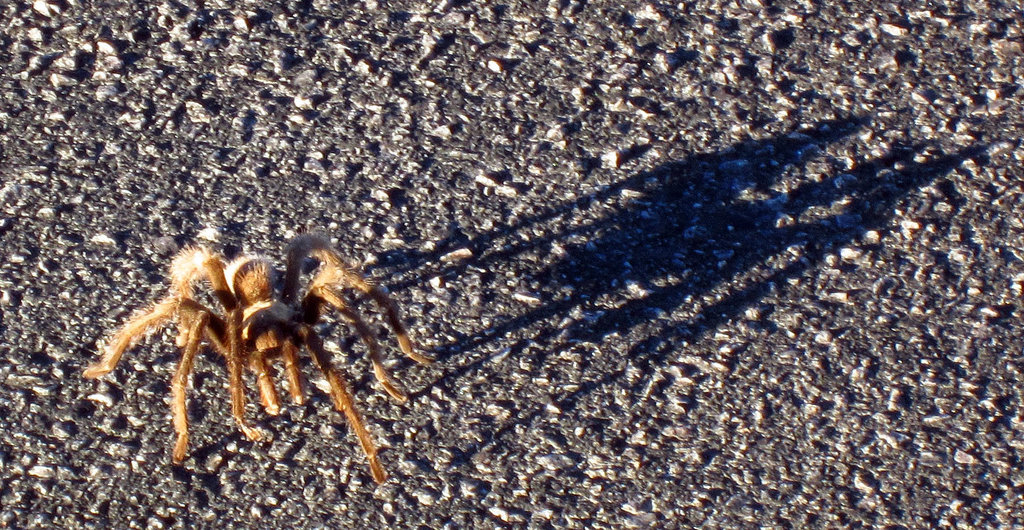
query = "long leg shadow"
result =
(381, 118, 862, 319)
(550, 141, 985, 417)
(375, 116, 985, 464)
(374, 119, 863, 289)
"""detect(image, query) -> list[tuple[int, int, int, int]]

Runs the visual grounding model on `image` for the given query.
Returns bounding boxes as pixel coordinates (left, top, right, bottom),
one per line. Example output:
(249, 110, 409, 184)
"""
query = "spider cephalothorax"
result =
(84, 234, 430, 483)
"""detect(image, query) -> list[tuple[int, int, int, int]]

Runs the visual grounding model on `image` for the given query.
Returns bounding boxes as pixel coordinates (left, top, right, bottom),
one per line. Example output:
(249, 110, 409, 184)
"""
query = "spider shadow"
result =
(369, 117, 986, 465)
(535, 140, 985, 433)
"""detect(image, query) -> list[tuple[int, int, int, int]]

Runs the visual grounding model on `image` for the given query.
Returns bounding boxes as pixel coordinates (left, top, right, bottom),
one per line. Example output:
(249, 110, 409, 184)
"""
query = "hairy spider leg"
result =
(304, 283, 408, 402)
(83, 296, 178, 378)
(280, 340, 305, 405)
(328, 267, 430, 365)
(172, 249, 261, 441)
(172, 251, 260, 442)
(243, 308, 303, 409)
(223, 307, 261, 442)
(87, 247, 243, 379)
(171, 310, 209, 463)
(283, 234, 431, 364)
(169, 299, 239, 463)
(250, 345, 281, 416)
(297, 325, 387, 484)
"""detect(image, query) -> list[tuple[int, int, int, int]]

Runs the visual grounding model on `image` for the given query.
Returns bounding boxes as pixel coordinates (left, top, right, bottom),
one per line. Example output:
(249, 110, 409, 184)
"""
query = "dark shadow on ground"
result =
(370, 117, 984, 461)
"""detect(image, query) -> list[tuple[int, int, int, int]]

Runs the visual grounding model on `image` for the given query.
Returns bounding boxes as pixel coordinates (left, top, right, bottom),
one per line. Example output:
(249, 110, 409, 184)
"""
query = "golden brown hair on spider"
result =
(83, 234, 431, 484)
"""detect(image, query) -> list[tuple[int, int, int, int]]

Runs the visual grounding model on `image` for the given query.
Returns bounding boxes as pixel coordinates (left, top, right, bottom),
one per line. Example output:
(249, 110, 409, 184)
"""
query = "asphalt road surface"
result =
(1, 0, 1023, 528)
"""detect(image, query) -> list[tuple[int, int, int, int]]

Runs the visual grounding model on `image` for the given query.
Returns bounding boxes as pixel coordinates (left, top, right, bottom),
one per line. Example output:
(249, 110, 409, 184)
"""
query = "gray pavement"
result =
(1, 0, 1023, 527)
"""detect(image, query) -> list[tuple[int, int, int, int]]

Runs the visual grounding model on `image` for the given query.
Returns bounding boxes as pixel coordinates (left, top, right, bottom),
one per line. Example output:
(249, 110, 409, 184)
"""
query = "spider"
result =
(83, 233, 430, 483)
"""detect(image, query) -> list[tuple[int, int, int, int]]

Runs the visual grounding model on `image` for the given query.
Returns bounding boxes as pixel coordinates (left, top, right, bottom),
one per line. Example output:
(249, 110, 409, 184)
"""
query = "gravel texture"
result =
(2, 0, 1023, 528)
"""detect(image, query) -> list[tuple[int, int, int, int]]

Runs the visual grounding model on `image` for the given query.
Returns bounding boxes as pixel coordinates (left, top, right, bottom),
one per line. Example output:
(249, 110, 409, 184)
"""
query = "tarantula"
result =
(84, 234, 430, 483)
